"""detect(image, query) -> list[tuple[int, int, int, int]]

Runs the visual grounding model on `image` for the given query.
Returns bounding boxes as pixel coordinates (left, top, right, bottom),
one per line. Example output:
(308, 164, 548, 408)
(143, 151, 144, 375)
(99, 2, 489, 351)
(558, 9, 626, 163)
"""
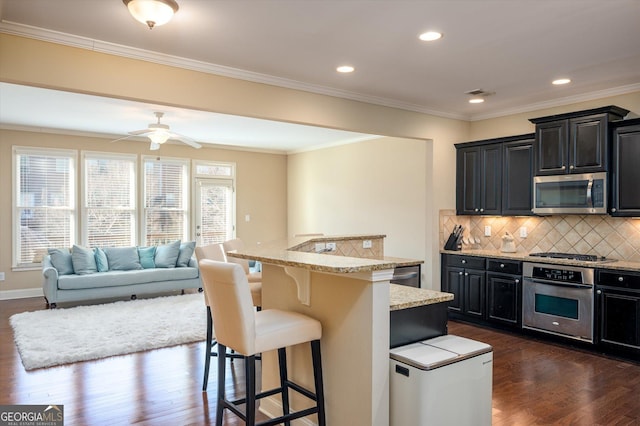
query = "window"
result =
(143, 157, 189, 245)
(13, 147, 76, 267)
(194, 161, 235, 245)
(83, 153, 137, 247)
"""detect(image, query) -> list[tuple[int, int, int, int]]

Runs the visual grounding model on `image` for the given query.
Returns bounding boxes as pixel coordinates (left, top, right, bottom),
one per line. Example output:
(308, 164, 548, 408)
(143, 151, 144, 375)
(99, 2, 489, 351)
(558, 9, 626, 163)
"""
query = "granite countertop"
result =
(231, 235, 423, 273)
(389, 284, 453, 311)
(440, 249, 640, 272)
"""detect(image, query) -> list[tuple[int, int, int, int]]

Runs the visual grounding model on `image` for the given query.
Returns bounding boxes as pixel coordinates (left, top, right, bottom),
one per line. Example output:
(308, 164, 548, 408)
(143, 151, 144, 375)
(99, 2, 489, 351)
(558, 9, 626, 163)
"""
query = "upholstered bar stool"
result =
(199, 259, 326, 426)
(195, 244, 244, 392)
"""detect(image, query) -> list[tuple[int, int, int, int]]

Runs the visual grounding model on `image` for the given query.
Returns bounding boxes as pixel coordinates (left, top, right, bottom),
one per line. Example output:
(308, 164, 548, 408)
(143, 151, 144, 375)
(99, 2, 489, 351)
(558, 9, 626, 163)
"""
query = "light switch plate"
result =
(519, 227, 528, 238)
(0, 272, 4, 281)
(363, 240, 372, 249)
(484, 226, 491, 237)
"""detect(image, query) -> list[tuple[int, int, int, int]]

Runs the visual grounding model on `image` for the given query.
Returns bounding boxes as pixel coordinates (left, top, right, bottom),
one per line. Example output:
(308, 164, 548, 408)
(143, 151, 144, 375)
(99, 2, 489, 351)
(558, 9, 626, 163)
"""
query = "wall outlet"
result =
(326, 242, 337, 251)
(245, 214, 251, 222)
(0, 272, 4, 281)
(363, 240, 372, 249)
(484, 225, 492, 237)
(520, 227, 528, 238)
(315, 243, 326, 253)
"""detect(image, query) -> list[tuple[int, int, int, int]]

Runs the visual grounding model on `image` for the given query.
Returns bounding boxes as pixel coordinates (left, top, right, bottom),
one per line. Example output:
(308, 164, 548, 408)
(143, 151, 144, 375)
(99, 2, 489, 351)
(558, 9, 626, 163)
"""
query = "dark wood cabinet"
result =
(530, 106, 628, 176)
(597, 270, 640, 355)
(486, 259, 522, 328)
(456, 143, 501, 215)
(502, 136, 535, 215)
(610, 119, 640, 216)
(456, 134, 534, 216)
(441, 254, 486, 320)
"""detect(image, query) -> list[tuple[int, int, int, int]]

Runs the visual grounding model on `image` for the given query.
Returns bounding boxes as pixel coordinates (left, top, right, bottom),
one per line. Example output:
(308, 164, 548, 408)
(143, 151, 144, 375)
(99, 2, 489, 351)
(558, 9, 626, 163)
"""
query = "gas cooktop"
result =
(528, 252, 615, 263)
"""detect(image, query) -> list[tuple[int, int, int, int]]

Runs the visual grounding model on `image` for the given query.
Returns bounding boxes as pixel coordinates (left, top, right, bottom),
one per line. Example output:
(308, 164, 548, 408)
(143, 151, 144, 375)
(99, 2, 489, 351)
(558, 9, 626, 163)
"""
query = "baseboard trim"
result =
(0, 287, 43, 301)
(259, 396, 316, 426)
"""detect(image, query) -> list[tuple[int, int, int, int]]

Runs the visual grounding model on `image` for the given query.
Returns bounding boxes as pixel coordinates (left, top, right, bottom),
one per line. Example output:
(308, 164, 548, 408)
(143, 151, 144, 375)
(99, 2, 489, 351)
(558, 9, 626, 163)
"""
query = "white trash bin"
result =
(389, 334, 493, 426)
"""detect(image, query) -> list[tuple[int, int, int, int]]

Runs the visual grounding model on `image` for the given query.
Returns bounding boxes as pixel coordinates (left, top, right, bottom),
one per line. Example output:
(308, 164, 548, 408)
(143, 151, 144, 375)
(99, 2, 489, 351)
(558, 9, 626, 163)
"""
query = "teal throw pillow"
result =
(103, 246, 143, 271)
(176, 241, 196, 267)
(137, 246, 157, 269)
(48, 248, 74, 275)
(71, 245, 97, 275)
(154, 240, 181, 268)
(94, 247, 109, 272)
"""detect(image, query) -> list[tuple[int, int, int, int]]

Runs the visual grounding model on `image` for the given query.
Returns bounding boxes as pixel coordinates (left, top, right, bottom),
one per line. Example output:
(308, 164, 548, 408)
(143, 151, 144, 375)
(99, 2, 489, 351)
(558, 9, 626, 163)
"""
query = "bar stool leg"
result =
(216, 343, 227, 426)
(245, 355, 256, 425)
(277, 347, 291, 426)
(311, 340, 326, 426)
(203, 307, 214, 391)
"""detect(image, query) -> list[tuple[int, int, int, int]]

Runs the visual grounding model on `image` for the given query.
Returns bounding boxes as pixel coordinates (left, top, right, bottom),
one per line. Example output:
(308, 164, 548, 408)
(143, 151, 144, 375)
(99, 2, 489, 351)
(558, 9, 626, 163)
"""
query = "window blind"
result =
(198, 179, 234, 244)
(14, 148, 76, 266)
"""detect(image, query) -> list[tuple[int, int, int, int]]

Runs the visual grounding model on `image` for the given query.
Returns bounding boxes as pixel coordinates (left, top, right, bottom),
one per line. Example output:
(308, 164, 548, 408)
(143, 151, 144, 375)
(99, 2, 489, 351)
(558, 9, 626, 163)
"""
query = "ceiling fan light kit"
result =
(123, 0, 179, 29)
(117, 111, 202, 151)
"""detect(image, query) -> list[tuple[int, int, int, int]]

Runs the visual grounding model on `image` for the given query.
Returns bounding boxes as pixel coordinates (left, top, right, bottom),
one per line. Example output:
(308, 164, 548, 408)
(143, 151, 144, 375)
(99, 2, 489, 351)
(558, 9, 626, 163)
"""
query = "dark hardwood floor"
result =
(2, 297, 639, 425)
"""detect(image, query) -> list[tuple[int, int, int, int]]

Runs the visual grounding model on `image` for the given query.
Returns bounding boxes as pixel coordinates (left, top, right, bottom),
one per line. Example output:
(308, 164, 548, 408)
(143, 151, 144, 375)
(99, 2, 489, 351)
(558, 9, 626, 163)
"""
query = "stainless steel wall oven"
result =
(522, 262, 595, 343)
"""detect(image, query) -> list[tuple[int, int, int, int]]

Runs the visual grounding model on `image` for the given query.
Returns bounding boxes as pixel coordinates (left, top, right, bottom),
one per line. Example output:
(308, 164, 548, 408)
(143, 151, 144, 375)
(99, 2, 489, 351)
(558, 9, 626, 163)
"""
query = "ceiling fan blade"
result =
(111, 134, 135, 143)
(128, 129, 151, 135)
(171, 133, 202, 149)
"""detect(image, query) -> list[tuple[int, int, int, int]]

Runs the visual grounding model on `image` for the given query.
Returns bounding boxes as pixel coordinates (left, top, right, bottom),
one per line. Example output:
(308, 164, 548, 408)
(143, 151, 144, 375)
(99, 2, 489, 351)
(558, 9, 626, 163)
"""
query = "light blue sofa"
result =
(42, 241, 202, 308)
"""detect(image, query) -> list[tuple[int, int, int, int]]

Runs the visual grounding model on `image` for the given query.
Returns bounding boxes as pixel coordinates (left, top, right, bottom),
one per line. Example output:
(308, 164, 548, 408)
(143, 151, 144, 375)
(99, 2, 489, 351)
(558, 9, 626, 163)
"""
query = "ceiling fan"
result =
(114, 111, 202, 150)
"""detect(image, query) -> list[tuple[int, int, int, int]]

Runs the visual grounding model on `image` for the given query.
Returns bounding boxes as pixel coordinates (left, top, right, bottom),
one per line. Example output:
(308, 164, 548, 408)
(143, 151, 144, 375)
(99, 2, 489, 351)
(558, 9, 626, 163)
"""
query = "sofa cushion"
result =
(103, 247, 143, 271)
(71, 245, 97, 275)
(57, 267, 199, 290)
(137, 246, 156, 269)
(155, 240, 181, 268)
(177, 241, 196, 267)
(48, 248, 74, 275)
(95, 247, 109, 272)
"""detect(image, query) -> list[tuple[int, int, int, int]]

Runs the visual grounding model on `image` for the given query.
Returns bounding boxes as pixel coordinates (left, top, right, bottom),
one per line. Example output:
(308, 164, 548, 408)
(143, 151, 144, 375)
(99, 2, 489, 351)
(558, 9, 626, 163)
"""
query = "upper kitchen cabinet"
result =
(456, 134, 534, 216)
(610, 118, 640, 216)
(530, 106, 629, 176)
(502, 135, 535, 216)
(456, 141, 502, 215)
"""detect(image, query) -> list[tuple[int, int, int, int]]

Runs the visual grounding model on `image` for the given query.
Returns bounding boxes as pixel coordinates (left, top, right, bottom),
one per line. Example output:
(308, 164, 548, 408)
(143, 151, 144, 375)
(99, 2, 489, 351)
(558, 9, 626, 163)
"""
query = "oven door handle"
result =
(525, 277, 593, 289)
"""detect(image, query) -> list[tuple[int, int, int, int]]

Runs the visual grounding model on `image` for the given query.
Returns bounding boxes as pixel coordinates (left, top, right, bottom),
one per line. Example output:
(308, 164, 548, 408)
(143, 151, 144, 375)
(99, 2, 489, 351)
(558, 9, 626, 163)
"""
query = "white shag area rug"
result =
(10, 293, 206, 370)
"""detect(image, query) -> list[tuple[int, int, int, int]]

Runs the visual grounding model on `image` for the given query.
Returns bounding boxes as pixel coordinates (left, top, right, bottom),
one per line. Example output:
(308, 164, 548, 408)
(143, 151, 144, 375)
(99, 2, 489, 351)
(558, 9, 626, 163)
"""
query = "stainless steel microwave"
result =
(533, 172, 607, 214)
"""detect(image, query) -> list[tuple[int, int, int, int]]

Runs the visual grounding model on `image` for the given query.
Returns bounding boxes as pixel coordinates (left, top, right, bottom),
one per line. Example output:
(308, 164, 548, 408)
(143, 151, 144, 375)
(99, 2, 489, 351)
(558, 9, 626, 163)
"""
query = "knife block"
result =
(444, 232, 461, 251)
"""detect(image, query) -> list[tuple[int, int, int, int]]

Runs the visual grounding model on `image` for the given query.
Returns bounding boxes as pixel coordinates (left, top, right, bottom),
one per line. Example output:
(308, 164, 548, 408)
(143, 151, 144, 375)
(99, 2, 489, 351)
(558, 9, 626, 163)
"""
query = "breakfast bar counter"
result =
(230, 236, 452, 426)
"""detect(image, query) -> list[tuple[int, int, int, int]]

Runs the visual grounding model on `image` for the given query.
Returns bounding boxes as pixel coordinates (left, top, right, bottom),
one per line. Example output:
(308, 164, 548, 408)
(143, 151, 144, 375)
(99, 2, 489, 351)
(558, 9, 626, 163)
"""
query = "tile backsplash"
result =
(440, 209, 640, 262)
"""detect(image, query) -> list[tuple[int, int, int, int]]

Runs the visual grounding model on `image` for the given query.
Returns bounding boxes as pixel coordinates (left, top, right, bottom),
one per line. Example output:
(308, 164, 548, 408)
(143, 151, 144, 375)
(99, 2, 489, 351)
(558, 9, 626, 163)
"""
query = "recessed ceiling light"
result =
(419, 31, 443, 41)
(552, 78, 571, 85)
(469, 98, 485, 104)
(336, 65, 355, 73)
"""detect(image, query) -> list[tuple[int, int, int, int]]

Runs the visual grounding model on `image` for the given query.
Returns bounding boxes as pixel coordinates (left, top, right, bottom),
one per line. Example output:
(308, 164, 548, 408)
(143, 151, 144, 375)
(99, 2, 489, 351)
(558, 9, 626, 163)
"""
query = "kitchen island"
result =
(229, 236, 452, 426)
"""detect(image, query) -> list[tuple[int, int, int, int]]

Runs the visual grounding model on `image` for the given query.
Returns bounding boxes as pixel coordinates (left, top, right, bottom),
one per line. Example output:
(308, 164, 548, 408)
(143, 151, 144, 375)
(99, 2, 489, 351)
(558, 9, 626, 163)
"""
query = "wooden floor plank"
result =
(2, 297, 640, 424)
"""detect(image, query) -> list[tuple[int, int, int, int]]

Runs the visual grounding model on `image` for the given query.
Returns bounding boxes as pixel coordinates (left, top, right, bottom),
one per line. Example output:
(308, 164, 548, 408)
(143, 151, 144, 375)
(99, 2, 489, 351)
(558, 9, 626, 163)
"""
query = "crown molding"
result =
(2, 21, 638, 124)
(469, 83, 640, 122)
(0, 21, 468, 121)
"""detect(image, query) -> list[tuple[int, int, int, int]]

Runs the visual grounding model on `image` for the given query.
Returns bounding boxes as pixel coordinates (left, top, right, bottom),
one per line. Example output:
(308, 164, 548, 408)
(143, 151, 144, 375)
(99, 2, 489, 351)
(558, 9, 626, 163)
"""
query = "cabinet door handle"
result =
(561, 165, 566, 170)
(611, 208, 617, 212)
(500, 263, 505, 268)
(464, 272, 469, 276)
(618, 276, 624, 282)
(569, 165, 574, 170)
(461, 259, 466, 264)
(515, 279, 520, 284)
(474, 208, 479, 212)
(459, 272, 464, 276)
(480, 208, 484, 212)
(597, 290, 602, 295)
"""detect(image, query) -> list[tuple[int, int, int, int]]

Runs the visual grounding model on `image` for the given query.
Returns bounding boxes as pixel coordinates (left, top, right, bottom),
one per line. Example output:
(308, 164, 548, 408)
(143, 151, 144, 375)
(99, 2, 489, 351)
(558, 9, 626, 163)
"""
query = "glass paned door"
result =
(195, 178, 234, 246)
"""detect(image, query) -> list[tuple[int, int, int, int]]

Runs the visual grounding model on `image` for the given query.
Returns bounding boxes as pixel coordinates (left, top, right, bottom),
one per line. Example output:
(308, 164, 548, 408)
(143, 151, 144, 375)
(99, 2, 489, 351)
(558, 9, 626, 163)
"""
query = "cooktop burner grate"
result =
(528, 252, 610, 262)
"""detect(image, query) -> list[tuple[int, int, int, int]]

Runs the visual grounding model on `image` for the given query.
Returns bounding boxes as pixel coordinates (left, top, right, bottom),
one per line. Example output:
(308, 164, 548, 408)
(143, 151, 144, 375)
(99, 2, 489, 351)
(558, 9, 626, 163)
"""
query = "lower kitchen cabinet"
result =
(596, 270, 640, 355)
(441, 254, 486, 320)
(486, 258, 522, 328)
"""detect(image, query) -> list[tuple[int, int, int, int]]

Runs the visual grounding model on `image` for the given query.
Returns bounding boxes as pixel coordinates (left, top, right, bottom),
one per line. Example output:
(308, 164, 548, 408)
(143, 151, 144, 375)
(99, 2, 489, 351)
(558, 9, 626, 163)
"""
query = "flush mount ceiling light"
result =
(336, 65, 355, 73)
(552, 78, 571, 85)
(123, 0, 179, 29)
(418, 31, 443, 41)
